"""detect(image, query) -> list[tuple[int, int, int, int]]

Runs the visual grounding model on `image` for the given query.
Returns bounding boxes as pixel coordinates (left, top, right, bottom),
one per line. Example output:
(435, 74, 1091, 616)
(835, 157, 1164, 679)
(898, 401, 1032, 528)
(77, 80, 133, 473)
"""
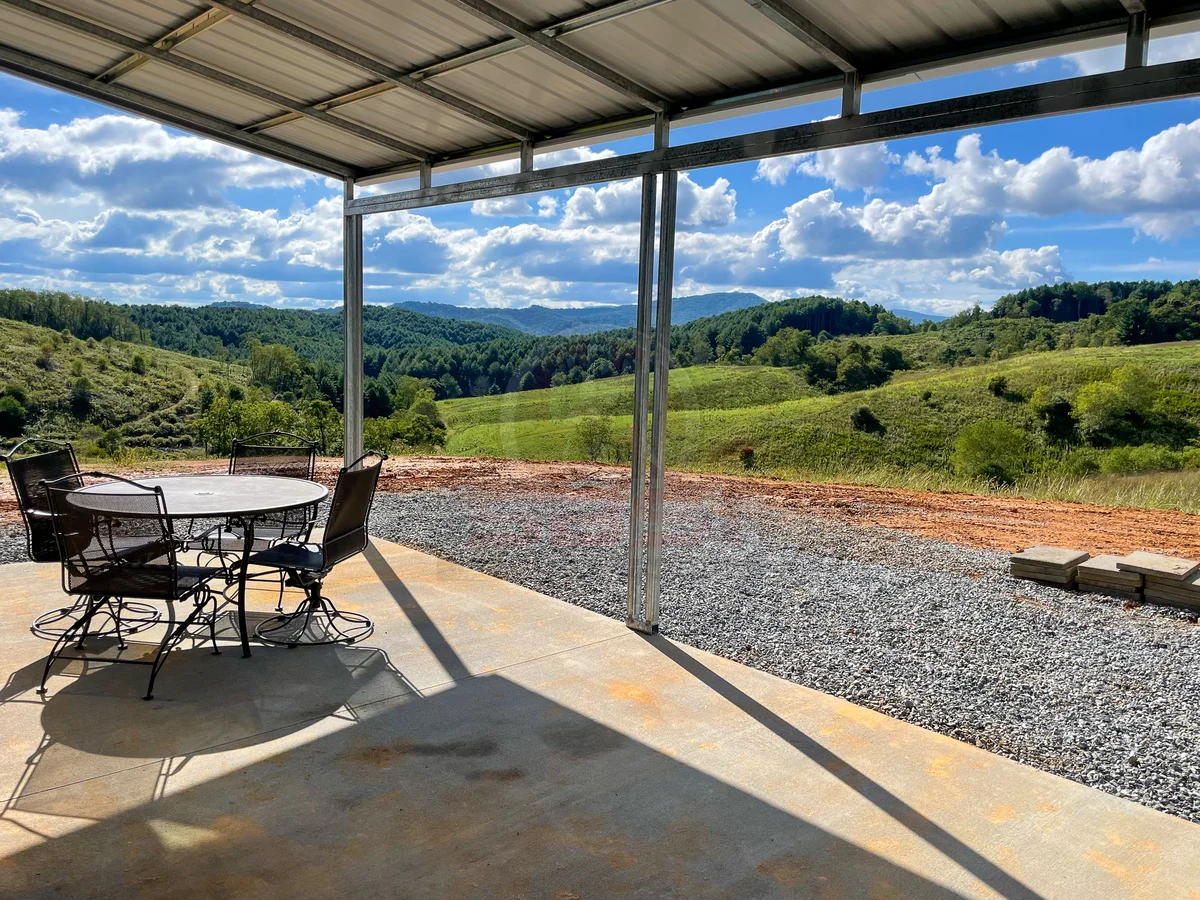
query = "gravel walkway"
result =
(369, 482, 1200, 824)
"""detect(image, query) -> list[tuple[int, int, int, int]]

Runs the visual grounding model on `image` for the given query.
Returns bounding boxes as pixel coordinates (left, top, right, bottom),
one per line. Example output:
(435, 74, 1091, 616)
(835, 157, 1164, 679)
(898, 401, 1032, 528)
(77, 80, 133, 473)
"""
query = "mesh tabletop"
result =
(75, 475, 327, 519)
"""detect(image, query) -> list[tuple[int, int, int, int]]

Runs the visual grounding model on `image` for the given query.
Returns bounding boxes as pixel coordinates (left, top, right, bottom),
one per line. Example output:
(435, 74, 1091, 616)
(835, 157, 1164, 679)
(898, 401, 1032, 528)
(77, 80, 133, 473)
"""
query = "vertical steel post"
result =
(626, 173, 657, 629)
(841, 70, 862, 116)
(643, 169, 678, 632)
(1125, 12, 1148, 69)
(342, 177, 364, 468)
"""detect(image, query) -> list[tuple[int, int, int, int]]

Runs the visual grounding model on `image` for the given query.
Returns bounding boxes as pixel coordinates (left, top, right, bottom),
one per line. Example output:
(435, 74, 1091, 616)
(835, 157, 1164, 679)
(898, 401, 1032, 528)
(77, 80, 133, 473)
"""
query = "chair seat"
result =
(197, 524, 307, 554)
(71, 564, 222, 601)
(246, 542, 326, 573)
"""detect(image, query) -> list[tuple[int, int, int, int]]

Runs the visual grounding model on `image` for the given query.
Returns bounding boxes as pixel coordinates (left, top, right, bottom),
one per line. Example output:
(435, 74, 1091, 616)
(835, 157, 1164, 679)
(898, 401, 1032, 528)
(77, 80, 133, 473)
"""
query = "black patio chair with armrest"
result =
(253, 452, 386, 647)
(39, 473, 224, 700)
(195, 431, 320, 608)
(3, 438, 159, 639)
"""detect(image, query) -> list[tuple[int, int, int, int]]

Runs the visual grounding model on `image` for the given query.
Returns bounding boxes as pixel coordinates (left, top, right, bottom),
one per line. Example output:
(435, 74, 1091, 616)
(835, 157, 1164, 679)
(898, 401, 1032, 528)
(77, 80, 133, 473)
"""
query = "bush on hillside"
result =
(519, 372, 537, 391)
(849, 406, 883, 434)
(987, 375, 1008, 397)
(1030, 387, 1077, 444)
(1075, 365, 1155, 444)
(575, 416, 614, 461)
(130, 353, 147, 375)
(952, 420, 1030, 485)
(0, 395, 25, 437)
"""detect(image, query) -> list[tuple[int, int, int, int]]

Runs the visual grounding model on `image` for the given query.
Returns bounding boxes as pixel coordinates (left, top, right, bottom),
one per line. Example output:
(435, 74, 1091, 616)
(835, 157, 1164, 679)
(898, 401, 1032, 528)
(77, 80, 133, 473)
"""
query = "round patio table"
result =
(77, 475, 328, 658)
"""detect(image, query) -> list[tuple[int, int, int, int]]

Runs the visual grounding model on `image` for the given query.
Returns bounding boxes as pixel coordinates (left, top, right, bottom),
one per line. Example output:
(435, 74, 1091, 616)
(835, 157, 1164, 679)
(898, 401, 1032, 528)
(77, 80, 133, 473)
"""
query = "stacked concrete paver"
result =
(1009, 546, 1089, 587)
(1076, 554, 1143, 599)
(1117, 551, 1200, 610)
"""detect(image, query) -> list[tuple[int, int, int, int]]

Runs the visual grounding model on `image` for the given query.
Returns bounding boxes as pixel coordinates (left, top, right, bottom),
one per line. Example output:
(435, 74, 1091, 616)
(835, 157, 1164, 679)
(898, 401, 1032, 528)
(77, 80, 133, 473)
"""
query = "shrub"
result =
(69, 358, 84, 376)
(70, 376, 93, 420)
(550, 372, 568, 388)
(739, 446, 755, 470)
(987, 375, 1008, 397)
(1099, 444, 1183, 475)
(952, 419, 1030, 485)
(575, 416, 614, 461)
(849, 406, 883, 434)
(97, 429, 124, 458)
(130, 353, 148, 375)
(519, 372, 537, 391)
(919, 390, 933, 404)
(0, 395, 25, 438)
(1030, 387, 1077, 444)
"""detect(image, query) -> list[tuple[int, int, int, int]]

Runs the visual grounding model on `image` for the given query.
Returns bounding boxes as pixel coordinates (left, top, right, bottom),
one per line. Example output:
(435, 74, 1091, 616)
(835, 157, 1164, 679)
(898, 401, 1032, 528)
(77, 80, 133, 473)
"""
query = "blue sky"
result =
(3, 32, 1200, 315)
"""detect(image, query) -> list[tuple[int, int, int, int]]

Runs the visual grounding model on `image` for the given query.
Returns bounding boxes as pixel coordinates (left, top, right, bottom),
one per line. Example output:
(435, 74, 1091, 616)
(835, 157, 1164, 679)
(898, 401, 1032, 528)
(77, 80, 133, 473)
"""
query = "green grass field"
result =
(441, 343, 1200, 511)
(0, 318, 247, 452)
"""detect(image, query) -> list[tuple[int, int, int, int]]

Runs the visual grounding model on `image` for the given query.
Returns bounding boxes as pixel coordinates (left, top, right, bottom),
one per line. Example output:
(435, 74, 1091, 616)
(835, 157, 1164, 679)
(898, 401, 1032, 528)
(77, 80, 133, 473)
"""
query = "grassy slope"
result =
(0, 319, 247, 448)
(442, 344, 1200, 504)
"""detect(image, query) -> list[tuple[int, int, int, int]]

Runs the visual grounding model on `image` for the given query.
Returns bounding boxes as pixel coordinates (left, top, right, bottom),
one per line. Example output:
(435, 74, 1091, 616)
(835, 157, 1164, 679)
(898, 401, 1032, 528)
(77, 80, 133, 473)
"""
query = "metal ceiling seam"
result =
(95, 3, 244, 85)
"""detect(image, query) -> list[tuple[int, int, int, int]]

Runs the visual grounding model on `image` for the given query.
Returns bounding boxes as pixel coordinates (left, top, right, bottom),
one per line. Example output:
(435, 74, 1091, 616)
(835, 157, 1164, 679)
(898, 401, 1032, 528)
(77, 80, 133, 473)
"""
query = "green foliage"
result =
(248, 342, 303, 394)
(739, 446, 755, 469)
(849, 406, 883, 434)
(952, 420, 1030, 485)
(130, 353, 147, 375)
(97, 428, 124, 458)
(1030, 387, 1076, 444)
(987, 375, 1008, 397)
(519, 371, 537, 391)
(0, 395, 25, 437)
(69, 376, 93, 420)
(1074, 365, 1155, 444)
(574, 416, 617, 461)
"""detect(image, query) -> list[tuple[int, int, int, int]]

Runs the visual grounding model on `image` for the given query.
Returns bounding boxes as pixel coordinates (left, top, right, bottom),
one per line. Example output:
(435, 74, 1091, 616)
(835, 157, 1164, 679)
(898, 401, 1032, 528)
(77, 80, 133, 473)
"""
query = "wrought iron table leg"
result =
(237, 518, 254, 658)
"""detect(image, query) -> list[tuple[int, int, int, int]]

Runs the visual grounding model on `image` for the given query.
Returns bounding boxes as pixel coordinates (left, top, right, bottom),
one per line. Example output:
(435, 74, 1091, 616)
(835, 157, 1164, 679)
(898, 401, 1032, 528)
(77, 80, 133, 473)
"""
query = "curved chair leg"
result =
(255, 580, 373, 648)
(37, 597, 100, 695)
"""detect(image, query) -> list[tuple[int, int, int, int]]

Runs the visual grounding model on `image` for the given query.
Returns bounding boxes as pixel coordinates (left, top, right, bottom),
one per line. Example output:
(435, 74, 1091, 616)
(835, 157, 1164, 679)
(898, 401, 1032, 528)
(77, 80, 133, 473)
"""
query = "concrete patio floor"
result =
(0, 538, 1196, 899)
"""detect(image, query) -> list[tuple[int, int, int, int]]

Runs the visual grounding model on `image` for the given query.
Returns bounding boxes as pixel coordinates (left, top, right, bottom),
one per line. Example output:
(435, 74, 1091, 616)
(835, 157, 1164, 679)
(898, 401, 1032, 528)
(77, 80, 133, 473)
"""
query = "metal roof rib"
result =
(741, 0, 859, 72)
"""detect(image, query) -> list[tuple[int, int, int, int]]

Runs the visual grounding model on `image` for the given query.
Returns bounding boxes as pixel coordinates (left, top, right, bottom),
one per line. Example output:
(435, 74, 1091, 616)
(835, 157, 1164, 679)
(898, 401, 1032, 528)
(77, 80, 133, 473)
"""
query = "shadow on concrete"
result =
(0, 671, 973, 899)
(4, 644, 416, 830)
(363, 541, 471, 681)
(643, 634, 1044, 900)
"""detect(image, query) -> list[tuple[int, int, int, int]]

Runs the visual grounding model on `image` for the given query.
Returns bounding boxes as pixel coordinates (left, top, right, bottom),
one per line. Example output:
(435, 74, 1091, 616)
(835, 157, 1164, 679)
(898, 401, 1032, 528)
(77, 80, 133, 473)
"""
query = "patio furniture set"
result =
(2, 434, 387, 700)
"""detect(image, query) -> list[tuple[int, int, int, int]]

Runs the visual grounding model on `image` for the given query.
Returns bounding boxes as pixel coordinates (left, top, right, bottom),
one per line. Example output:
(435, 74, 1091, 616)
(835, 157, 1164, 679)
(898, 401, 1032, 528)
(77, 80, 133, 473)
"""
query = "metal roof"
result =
(2, 0, 1200, 181)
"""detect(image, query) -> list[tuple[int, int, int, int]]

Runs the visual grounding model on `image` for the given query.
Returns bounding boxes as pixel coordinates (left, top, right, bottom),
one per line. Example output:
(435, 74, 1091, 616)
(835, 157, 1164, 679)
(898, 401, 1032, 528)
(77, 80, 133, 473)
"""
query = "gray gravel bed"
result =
(370, 483, 1200, 823)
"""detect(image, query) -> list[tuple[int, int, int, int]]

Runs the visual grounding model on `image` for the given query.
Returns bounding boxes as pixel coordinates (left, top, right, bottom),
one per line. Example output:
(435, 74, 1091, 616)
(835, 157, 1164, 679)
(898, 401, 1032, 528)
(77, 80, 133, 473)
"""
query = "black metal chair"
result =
(4, 438, 81, 562)
(253, 453, 386, 647)
(197, 431, 320, 606)
(39, 473, 223, 700)
(4, 439, 159, 639)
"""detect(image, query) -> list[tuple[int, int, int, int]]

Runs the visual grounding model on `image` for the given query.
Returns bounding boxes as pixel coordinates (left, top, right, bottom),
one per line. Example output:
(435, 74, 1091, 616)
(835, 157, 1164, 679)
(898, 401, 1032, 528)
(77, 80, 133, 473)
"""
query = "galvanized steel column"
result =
(643, 169, 678, 631)
(343, 177, 364, 467)
(626, 173, 657, 629)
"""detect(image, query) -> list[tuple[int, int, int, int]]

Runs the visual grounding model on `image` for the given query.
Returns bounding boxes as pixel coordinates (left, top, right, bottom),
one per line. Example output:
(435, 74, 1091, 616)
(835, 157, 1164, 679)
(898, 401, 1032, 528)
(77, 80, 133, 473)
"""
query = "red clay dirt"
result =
(4, 455, 1199, 558)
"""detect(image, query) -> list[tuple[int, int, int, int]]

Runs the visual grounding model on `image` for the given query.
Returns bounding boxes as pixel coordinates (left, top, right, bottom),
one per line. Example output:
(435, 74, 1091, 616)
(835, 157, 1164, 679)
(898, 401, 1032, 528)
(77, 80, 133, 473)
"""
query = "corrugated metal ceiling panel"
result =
(121, 60, 284, 126)
(564, 0, 831, 101)
(47, 0, 201, 40)
(0, 0, 1181, 178)
(334, 89, 511, 153)
(431, 47, 644, 132)
(268, 116, 403, 169)
(176, 15, 367, 105)
(0, 5, 126, 72)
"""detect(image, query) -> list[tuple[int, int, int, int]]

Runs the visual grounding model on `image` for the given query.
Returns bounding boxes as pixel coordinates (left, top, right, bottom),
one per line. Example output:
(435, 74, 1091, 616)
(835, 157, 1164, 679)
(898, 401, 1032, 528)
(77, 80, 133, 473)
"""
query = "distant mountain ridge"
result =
(394, 294, 944, 334)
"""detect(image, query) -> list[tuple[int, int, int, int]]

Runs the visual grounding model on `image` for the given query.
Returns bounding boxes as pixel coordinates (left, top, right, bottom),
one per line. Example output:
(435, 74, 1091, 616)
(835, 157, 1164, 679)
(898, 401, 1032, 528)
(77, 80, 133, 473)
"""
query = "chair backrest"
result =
(43, 473, 175, 597)
(4, 439, 80, 515)
(4, 439, 80, 562)
(230, 431, 316, 480)
(322, 453, 386, 569)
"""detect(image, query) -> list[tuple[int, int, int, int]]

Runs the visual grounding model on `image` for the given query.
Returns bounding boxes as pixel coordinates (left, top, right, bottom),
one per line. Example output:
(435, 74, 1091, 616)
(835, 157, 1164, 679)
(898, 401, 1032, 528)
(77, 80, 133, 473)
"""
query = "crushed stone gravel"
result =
(369, 481, 1200, 824)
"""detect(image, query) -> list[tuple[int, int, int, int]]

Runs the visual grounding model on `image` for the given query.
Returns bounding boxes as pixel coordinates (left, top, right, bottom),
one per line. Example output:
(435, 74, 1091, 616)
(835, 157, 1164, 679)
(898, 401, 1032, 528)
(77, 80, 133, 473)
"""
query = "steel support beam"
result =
(841, 70, 861, 117)
(343, 178, 365, 468)
(742, 0, 859, 73)
(1, 0, 430, 161)
(205, 0, 533, 141)
(0, 43, 353, 177)
(625, 172, 657, 632)
(1126, 12, 1149, 68)
(348, 56, 1200, 215)
(441, 0, 667, 112)
(642, 169, 678, 633)
(96, 5, 240, 85)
